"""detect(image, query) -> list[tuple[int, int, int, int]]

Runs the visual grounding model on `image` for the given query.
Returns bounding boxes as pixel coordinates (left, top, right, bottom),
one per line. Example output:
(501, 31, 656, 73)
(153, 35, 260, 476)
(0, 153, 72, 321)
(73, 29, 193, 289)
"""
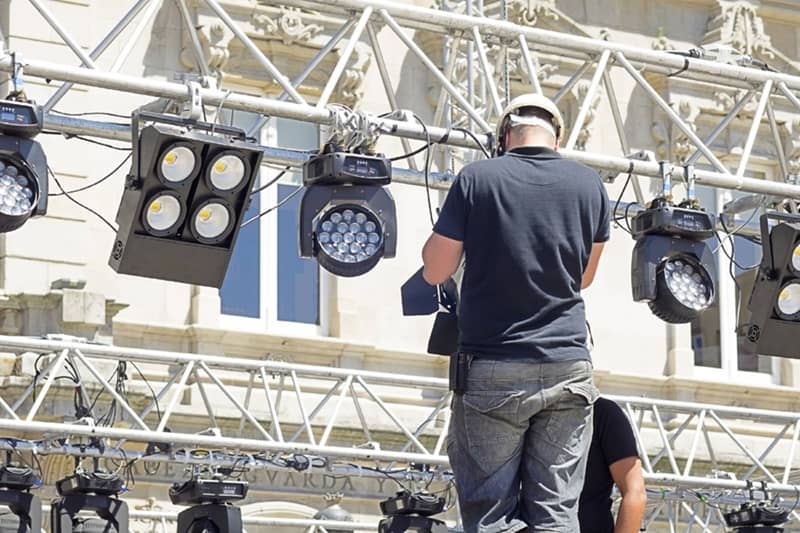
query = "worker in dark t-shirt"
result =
(579, 397, 647, 533)
(422, 93, 610, 532)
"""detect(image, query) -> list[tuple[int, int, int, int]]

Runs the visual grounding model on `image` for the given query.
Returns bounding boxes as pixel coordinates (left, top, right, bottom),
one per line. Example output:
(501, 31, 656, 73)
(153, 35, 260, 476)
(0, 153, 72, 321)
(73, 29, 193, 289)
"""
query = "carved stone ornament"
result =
(506, 0, 559, 27)
(181, 1, 371, 106)
(252, 7, 324, 46)
(651, 98, 700, 163)
(651, 29, 676, 52)
(562, 80, 603, 151)
(702, 0, 774, 59)
(785, 118, 800, 178)
(644, 1, 800, 169)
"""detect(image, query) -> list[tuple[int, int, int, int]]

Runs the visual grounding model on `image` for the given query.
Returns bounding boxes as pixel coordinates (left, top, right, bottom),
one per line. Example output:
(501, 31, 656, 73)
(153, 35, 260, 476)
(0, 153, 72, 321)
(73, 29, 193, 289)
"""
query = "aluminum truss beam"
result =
(12, 0, 800, 206)
(10, 68, 796, 200)
(0, 335, 799, 499)
(266, 0, 800, 91)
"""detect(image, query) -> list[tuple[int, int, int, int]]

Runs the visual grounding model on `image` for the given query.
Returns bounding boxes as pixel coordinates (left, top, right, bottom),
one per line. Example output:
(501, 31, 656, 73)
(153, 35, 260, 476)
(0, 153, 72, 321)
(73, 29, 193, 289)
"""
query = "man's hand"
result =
(610, 456, 646, 533)
(422, 232, 463, 285)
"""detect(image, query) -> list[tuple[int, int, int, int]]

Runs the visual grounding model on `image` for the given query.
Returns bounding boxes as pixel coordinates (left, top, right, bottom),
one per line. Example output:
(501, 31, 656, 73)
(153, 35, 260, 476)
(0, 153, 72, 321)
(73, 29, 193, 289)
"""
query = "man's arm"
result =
(581, 242, 605, 289)
(609, 456, 646, 533)
(422, 233, 463, 285)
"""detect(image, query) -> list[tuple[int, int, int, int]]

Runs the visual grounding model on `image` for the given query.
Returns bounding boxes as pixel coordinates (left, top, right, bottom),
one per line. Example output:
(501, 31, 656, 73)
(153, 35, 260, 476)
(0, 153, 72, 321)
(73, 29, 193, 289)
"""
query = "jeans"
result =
(447, 358, 598, 533)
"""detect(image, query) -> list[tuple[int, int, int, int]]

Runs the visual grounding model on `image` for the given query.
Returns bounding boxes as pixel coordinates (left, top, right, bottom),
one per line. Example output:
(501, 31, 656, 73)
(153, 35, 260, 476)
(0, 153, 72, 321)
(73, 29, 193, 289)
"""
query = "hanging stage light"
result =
(299, 148, 397, 277)
(738, 212, 800, 359)
(109, 112, 263, 287)
(378, 491, 448, 533)
(0, 464, 41, 533)
(630, 198, 717, 323)
(170, 477, 248, 533)
(0, 100, 48, 233)
(51, 471, 128, 533)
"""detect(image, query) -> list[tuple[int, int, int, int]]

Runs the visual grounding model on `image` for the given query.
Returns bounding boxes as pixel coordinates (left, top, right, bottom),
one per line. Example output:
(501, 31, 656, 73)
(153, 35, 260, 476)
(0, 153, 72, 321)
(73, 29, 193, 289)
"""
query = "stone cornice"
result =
(112, 320, 450, 379)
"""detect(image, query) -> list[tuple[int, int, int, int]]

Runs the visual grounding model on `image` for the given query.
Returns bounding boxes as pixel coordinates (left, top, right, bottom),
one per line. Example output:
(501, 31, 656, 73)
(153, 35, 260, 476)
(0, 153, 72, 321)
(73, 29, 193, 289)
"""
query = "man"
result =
(422, 93, 610, 532)
(579, 397, 647, 533)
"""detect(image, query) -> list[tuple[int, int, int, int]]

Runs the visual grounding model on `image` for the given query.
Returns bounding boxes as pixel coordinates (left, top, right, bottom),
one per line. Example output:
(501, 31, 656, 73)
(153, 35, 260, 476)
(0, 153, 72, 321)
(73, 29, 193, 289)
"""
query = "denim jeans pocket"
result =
(541, 381, 598, 452)
(564, 381, 600, 405)
(461, 391, 525, 476)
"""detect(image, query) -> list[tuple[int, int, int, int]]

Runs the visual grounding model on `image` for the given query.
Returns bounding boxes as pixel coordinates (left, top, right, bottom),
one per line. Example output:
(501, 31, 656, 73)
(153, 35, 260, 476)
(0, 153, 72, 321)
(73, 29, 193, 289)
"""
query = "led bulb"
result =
(160, 145, 196, 183)
(209, 153, 246, 191)
(193, 202, 230, 240)
(777, 283, 800, 317)
(792, 244, 800, 272)
(145, 194, 181, 232)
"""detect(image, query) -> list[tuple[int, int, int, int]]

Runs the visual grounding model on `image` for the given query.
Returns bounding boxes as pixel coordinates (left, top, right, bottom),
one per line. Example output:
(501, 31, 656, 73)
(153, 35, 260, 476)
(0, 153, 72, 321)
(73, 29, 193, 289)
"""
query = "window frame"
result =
(691, 159, 780, 385)
(219, 117, 329, 337)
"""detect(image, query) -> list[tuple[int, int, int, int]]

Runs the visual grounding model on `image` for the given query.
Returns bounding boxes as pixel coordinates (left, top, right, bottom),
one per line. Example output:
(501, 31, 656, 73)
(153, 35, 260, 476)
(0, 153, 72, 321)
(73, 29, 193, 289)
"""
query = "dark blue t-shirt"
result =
(433, 146, 610, 361)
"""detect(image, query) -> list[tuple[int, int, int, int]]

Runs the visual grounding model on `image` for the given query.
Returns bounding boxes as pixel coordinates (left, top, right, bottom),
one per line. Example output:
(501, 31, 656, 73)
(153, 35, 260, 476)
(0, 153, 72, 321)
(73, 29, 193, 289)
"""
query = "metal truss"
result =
(6, 0, 800, 205)
(0, 336, 799, 512)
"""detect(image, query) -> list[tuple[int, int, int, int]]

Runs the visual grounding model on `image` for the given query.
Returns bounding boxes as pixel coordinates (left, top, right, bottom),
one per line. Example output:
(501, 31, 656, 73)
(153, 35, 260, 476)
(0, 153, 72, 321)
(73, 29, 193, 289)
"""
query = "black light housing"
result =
(631, 200, 717, 323)
(109, 112, 263, 287)
(51, 472, 128, 533)
(170, 478, 247, 533)
(378, 491, 448, 533)
(0, 100, 48, 233)
(299, 150, 397, 277)
(738, 212, 800, 359)
(0, 465, 41, 533)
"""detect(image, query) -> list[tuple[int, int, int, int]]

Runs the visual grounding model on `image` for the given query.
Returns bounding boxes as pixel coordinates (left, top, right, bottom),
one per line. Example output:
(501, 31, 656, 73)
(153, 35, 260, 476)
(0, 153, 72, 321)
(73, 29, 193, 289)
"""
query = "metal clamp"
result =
(182, 80, 203, 121)
(759, 211, 800, 275)
(328, 105, 384, 153)
(659, 161, 673, 201)
(8, 52, 25, 98)
(683, 164, 697, 203)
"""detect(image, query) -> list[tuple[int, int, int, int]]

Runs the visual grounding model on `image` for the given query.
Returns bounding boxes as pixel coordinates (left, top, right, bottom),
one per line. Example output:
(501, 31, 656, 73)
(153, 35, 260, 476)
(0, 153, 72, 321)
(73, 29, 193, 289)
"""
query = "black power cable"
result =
(49, 153, 131, 197)
(48, 167, 118, 233)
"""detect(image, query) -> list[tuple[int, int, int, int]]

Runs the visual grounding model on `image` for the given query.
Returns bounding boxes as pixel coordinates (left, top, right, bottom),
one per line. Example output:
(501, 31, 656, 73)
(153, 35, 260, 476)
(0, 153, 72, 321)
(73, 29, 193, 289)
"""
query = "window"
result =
(691, 167, 779, 383)
(219, 112, 328, 335)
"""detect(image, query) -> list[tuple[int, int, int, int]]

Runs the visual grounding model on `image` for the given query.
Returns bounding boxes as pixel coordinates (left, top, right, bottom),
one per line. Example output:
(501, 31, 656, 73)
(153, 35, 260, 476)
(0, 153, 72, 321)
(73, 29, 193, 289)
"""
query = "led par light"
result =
(109, 112, 262, 287)
(631, 200, 716, 323)
(0, 100, 48, 233)
(299, 151, 397, 277)
(738, 213, 800, 359)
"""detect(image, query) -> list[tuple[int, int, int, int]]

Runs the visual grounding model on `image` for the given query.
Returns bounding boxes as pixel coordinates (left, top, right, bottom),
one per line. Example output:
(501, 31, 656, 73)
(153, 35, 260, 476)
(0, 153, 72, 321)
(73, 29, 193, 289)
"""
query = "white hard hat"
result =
(496, 93, 565, 142)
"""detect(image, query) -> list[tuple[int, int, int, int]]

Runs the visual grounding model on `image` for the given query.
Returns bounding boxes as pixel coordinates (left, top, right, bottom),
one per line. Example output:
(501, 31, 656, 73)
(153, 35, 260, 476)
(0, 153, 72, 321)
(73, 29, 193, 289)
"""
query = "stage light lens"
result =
(777, 282, 800, 318)
(145, 194, 182, 232)
(316, 207, 382, 266)
(664, 256, 713, 311)
(160, 145, 196, 183)
(209, 153, 246, 191)
(193, 202, 230, 240)
(0, 164, 34, 217)
(792, 244, 800, 273)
